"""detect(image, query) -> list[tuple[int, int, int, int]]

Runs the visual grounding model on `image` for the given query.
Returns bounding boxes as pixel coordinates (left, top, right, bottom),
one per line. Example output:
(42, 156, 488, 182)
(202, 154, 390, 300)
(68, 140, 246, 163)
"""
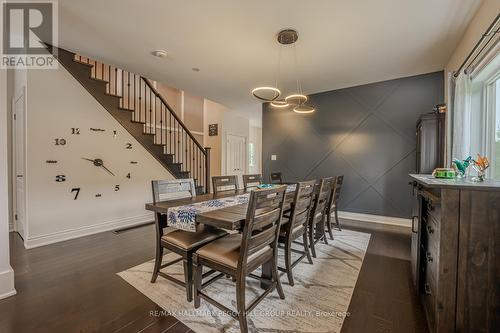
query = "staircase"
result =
(48, 46, 210, 194)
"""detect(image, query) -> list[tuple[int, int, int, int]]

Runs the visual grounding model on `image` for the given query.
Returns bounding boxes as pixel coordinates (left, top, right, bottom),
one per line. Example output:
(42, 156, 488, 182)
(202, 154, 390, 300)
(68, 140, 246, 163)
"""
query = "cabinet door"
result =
(411, 184, 422, 289)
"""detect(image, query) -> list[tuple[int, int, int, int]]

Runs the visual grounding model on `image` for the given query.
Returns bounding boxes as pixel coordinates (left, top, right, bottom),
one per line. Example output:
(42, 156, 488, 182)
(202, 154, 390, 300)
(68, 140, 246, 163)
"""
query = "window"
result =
(248, 142, 255, 167)
(494, 79, 500, 179)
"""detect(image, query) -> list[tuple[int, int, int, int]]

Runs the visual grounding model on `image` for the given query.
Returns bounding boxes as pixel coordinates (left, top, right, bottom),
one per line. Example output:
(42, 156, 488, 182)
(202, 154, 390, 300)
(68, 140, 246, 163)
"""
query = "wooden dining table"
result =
(145, 188, 296, 289)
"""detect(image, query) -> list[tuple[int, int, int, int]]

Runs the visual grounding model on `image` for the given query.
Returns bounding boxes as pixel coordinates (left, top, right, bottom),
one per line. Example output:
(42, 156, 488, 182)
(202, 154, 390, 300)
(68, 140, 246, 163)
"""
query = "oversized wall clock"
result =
(49, 127, 140, 200)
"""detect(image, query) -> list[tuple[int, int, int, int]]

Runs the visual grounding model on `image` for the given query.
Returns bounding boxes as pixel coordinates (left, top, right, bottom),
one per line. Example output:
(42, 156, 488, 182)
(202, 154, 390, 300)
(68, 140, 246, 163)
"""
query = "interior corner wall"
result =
(263, 71, 444, 219)
(21, 64, 173, 248)
(203, 99, 226, 187)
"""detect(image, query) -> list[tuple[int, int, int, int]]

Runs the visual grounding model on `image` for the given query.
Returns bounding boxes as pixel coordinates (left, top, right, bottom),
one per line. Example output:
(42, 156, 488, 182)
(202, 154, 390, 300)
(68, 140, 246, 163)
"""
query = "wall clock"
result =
(50, 127, 139, 200)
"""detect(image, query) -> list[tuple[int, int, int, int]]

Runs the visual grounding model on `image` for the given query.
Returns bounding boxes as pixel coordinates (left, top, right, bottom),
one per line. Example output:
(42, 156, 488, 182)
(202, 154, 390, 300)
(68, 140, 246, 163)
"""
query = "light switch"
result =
(271, 155, 277, 161)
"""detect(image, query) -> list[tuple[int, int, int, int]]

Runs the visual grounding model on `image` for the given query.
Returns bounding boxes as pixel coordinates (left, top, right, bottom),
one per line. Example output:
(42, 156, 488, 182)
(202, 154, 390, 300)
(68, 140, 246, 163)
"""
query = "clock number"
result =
(56, 175, 66, 182)
(115, 185, 120, 191)
(71, 128, 80, 135)
(55, 138, 66, 146)
(95, 193, 102, 198)
(126, 143, 132, 149)
(126, 173, 131, 179)
(71, 188, 81, 200)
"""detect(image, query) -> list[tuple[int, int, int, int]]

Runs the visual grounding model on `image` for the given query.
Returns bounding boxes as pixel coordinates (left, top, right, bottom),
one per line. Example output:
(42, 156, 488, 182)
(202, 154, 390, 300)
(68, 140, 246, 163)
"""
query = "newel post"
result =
(204, 147, 211, 194)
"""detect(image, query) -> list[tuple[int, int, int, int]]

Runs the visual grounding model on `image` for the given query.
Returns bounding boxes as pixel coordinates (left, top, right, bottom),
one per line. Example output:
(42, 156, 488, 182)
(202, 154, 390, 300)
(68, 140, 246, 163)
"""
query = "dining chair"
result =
(326, 175, 344, 239)
(150, 179, 228, 302)
(193, 185, 287, 333)
(278, 179, 316, 286)
(269, 172, 283, 184)
(212, 175, 238, 194)
(308, 177, 333, 258)
(242, 174, 262, 191)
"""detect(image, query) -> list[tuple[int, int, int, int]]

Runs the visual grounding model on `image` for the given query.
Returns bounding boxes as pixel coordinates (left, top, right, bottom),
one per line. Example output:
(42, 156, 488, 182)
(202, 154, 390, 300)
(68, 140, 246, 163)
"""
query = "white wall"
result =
(18, 64, 173, 248)
(248, 126, 262, 175)
(0, 69, 16, 300)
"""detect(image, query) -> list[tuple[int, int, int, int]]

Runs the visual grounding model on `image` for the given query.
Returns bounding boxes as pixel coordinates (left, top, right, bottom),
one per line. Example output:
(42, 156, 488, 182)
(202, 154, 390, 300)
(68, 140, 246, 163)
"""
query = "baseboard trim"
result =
(24, 213, 154, 249)
(0, 268, 16, 300)
(338, 211, 411, 228)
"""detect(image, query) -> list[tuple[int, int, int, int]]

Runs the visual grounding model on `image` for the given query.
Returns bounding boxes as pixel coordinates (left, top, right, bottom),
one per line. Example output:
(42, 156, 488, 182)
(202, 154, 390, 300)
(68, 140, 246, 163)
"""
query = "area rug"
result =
(118, 229, 370, 333)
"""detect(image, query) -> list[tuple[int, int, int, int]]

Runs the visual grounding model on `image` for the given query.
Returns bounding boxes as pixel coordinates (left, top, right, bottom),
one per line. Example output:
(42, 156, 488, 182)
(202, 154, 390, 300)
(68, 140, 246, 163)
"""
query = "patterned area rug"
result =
(118, 229, 370, 333)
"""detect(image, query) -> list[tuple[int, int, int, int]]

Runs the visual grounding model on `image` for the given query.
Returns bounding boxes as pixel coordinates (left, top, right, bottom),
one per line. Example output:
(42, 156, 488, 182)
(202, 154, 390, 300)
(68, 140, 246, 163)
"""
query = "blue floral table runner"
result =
(167, 184, 296, 232)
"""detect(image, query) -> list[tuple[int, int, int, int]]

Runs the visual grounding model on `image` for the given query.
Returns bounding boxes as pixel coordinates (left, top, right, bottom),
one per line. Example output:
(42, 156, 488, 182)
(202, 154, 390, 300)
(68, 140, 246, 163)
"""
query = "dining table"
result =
(145, 187, 296, 289)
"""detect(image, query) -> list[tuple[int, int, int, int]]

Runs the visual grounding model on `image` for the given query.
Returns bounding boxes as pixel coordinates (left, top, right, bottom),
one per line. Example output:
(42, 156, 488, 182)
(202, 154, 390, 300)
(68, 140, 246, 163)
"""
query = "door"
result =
(13, 87, 26, 240)
(226, 134, 246, 185)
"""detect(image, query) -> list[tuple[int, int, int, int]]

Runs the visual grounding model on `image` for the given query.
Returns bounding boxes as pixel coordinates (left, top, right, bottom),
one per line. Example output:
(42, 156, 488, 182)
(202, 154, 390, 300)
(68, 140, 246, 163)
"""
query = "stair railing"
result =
(74, 54, 211, 193)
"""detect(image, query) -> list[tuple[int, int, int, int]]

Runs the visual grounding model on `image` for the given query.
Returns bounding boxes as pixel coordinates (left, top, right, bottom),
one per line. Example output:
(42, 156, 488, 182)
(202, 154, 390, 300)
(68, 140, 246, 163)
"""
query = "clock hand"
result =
(100, 164, 115, 176)
(82, 157, 95, 163)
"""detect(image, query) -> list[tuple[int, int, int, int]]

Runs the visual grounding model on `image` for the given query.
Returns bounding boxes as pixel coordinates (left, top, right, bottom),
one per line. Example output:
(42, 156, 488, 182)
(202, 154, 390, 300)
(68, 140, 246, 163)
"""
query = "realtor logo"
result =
(1, 0, 58, 68)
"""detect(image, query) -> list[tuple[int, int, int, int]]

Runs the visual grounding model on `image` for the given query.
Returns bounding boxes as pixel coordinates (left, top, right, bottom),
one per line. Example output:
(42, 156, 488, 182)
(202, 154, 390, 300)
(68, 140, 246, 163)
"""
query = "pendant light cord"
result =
(293, 43, 303, 95)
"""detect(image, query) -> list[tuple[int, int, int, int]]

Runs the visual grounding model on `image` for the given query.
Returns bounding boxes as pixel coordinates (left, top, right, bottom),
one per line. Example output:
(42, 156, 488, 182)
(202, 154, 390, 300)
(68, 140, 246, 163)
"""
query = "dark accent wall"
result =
(263, 71, 444, 218)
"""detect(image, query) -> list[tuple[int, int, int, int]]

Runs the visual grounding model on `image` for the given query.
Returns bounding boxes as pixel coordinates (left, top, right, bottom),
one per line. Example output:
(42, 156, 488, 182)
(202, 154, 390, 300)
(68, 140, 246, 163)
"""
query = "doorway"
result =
(12, 87, 26, 240)
(226, 134, 247, 185)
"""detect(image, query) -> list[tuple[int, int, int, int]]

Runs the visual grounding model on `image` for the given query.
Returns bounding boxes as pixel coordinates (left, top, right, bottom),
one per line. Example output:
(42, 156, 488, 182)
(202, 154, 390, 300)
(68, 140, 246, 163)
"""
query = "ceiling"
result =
(56, 0, 481, 123)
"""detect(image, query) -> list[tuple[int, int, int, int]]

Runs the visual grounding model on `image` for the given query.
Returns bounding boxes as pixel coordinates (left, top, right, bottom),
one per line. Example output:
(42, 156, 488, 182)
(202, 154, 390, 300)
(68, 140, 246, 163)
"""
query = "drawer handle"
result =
(426, 225, 434, 234)
(424, 283, 432, 295)
(411, 216, 418, 233)
(426, 251, 433, 262)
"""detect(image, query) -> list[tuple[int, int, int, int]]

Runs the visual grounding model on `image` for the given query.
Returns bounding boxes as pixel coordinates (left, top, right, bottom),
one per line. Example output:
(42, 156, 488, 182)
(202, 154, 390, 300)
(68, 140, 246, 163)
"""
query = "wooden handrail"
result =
(141, 77, 206, 155)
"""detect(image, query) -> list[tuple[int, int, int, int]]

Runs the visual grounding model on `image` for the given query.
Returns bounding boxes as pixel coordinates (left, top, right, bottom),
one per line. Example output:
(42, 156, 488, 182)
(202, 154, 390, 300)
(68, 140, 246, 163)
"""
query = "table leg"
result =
(260, 259, 272, 289)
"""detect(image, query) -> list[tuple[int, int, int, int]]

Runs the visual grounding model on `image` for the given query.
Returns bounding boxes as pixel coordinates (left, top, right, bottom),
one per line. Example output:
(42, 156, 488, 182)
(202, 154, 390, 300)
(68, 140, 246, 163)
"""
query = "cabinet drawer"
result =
(426, 201, 441, 224)
(422, 266, 437, 331)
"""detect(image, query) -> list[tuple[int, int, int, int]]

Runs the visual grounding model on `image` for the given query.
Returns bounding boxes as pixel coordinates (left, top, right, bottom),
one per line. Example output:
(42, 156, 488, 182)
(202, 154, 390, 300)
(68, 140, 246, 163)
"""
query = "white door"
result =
(13, 88, 26, 240)
(226, 134, 246, 185)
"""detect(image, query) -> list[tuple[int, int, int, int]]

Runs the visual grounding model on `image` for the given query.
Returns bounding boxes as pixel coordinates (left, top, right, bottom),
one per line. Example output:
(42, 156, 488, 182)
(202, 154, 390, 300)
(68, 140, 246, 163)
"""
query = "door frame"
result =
(11, 85, 27, 240)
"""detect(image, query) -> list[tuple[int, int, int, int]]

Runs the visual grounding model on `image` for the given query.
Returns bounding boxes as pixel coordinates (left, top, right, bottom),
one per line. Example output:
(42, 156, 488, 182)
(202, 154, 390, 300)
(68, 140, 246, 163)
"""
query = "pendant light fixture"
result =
(251, 28, 315, 113)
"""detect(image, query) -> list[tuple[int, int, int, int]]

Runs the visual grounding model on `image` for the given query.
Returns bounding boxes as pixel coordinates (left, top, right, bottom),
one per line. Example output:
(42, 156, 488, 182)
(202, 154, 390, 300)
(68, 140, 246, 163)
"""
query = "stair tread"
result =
(104, 92, 122, 98)
(73, 59, 94, 67)
(90, 77, 108, 84)
(118, 107, 134, 112)
(131, 120, 145, 124)
(142, 132, 155, 136)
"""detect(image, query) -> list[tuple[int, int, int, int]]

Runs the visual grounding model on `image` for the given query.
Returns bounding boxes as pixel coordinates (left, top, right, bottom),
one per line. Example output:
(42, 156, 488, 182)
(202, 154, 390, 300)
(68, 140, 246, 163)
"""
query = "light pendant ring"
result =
(252, 87, 280, 101)
(293, 104, 315, 114)
(285, 93, 307, 105)
(270, 100, 289, 108)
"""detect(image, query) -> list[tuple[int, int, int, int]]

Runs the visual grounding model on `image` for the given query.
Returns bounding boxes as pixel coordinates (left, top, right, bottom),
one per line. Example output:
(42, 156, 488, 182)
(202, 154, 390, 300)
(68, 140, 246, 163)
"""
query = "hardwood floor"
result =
(0, 222, 427, 333)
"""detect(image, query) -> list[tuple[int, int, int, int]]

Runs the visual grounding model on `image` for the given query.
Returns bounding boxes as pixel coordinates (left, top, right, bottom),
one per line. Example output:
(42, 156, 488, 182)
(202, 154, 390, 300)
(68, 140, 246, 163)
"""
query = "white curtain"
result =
(452, 73, 473, 160)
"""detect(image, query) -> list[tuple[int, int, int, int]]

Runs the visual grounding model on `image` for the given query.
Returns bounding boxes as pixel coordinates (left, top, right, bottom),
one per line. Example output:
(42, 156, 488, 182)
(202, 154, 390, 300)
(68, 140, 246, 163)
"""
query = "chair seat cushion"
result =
(162, 225, 227, 250)
(196, 233, 272, 269)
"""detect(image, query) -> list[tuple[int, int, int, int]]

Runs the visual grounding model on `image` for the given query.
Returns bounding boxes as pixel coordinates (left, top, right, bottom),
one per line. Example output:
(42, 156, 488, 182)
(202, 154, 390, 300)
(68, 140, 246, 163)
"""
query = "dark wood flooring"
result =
(0, 223, 427, 333)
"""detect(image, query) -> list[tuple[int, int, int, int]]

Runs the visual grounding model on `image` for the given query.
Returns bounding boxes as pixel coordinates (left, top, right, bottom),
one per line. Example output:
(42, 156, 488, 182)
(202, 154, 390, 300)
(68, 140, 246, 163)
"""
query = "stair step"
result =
(152, 143, 165, 147)
(142, 132, 155, 136)
(131, 120, 145, 124)
(90, 77, 108, 84)
(118, 107, 134, 112)
(104, 92, 122, 99)
(73, 59, 94, 67)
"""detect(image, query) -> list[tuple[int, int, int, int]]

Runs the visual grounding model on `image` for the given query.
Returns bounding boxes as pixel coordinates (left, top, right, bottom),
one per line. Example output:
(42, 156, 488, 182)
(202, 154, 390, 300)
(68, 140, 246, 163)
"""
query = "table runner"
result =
(167, 184, 296, 232)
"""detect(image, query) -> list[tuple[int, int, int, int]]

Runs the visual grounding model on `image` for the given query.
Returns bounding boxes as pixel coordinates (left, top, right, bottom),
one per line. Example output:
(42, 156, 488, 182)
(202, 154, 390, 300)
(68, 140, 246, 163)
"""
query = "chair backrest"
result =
(242, 174, 262, 191)
(151, 179, 196, 204)
(309, 177, 333, 226)
(212, 175, 238, 194)
(270, 172, 283, 184)
(239, 185, 287, 268)
(288, 180, 316, 231)
(327, 175, 344, 212)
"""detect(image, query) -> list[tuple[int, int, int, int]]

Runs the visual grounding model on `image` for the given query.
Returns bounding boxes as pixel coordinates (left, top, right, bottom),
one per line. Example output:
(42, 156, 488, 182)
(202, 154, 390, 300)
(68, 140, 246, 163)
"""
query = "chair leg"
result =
(309, 224, 317, 258)
(193, 255, 202, 308)
(302, 228, 313, 264)
(183, 258, 193, 302)
(335, 207, 342, 231)
(327, 212, 334, 240)
(151, 245, 164, 283)
(272, 256, 285, 299)
(284, 238, 294, 286)
(236, 275, 248, 333)
(321, 219, 329, 245)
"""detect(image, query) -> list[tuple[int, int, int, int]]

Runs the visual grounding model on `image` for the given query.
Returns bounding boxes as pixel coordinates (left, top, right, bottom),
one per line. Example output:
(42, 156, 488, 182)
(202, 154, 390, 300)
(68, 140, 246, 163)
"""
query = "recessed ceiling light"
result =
(151, 50, 168, 58)
(192, 67, 200, 72)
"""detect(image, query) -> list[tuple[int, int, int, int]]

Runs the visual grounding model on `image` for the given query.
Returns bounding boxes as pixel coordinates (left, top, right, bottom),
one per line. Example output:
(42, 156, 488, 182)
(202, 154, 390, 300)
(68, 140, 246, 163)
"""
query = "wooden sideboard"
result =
(409, 174, 500, 333)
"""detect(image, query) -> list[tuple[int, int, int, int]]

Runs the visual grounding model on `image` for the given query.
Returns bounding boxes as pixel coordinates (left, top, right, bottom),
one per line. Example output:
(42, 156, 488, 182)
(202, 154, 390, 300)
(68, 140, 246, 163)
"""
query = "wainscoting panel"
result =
(262, 71, 444, 218)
